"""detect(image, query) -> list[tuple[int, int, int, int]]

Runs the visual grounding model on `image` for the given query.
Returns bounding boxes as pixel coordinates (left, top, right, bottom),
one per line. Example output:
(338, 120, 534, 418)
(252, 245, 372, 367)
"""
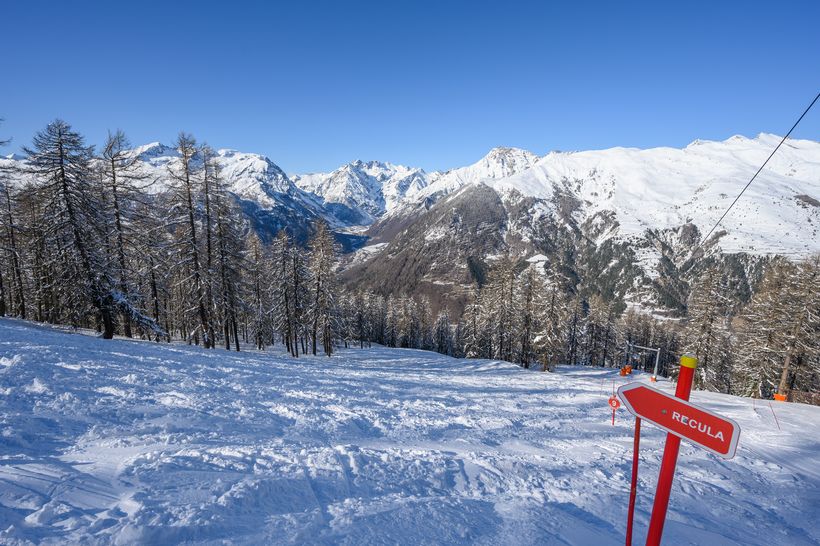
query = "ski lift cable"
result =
(652, 91, 820, 320)
(697, 91, 820, 249)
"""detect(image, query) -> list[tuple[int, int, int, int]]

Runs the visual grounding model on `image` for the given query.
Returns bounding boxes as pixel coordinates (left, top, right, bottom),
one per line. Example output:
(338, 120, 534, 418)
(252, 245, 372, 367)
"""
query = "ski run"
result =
(1, 317, 818, 545)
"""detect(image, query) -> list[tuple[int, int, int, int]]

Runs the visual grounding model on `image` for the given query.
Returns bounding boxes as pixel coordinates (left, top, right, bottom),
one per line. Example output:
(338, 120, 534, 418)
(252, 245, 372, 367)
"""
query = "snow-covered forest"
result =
(0, 121, 818, 403)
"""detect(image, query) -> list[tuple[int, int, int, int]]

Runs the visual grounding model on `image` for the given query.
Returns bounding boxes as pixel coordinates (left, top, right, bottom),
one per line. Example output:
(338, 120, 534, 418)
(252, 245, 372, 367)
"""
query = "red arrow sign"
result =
(617, 382, 740, 459)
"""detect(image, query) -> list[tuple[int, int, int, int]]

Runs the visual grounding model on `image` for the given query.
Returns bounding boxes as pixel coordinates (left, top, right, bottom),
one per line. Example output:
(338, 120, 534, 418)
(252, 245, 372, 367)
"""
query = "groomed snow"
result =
(0, 318, 818, 545)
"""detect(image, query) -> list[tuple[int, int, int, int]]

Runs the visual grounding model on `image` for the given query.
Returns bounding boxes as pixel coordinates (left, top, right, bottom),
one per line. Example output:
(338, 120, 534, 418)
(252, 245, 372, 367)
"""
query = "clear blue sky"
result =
(1, 1, 818, 173)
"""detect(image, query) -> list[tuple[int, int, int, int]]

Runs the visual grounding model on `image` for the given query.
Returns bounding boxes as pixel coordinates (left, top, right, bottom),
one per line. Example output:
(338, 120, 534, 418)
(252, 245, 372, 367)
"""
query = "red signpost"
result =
(609, 394, 621, 425)
(617, 383, 740, 458)
(617, 355, 741, 546)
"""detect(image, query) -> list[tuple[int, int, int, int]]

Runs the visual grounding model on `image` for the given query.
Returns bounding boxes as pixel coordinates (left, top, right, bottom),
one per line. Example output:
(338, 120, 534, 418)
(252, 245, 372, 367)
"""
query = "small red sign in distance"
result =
(617, 382, 740, 459)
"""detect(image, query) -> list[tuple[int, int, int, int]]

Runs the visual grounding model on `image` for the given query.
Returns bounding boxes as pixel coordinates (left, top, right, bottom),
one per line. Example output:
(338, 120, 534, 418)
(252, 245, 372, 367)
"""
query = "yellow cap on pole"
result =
(680, 354, 698, 369)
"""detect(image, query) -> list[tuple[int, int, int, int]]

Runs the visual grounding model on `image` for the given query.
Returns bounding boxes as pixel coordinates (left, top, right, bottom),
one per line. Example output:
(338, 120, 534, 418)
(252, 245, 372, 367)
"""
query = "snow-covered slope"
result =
(375, 134, 819, 256)
(485, 134, 820, 256)
(1, 317, 818, 545)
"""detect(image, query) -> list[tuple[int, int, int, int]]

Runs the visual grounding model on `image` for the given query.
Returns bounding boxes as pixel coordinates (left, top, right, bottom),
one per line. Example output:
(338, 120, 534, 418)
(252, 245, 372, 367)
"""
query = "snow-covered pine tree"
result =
(207, 151, 245, 351)
(418, 295, 434, 350)
(98, 130, 150, 337)
(23, 120, 120, 338)
(131, 196, 172, 342)
(343, 292, 358, 348)
(270, 229, 308, 356)
(0, 166, 26, 318)
(352, 290, 370, 349)
(367, 293, 385, 347)
(396, 296, 413, 348)
(15, 181, 55, 324)
(291, 236, 311, 356)
(0, 124, 16, 319)
(564, 294, 587, 366)
(452, 319, 465, 358)
(246, 232, 272, 349)
(731, 258, 791, 397)
(535, 265, 568, 371)
(462, 285, 493, 359)
(270, 230, 292, 353)
(384, 295, 398, 348)
(485, 255, 518, 362)
(433, 309, 453, 356)
(586, 294, 620, 367)
(516, 264, 546, 368)
(682, 266, 733, 392)
(200, 145, 220, 344)
(307, 219, 337, 356)
(166, 133, 214, 348)
(772, 256, 819, 398)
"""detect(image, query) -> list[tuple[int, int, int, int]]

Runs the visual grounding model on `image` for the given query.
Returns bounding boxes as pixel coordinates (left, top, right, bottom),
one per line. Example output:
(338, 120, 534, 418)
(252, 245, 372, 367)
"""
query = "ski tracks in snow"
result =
(0, 317, 819, 544)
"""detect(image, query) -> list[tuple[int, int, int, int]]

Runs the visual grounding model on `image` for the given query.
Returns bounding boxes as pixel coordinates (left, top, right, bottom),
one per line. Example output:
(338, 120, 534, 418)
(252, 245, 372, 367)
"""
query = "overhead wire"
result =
(696, 91, 820, 251)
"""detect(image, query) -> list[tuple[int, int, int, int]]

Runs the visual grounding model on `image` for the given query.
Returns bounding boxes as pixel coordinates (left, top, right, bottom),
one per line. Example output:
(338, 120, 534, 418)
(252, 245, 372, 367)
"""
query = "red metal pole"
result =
(625, 416, 641, 546)
(645, 354, 697, 546)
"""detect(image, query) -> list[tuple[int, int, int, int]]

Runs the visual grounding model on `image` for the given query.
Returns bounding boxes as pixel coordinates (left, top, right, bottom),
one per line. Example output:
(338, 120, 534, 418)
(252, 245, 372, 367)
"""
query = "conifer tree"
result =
(485, 255, 518, 361)
(308, 220, 337, 356)
(682, 266, 733, 392)
(433, 309, 453, 356)
(167, 133, 214, 347)
(208, 152, 245, 351)
(247, 233, 273, 349)
(99, 130, 149, 337)
(565, 295, 587, 366)
(24, 121, 119, 338)
(517, 265, 552, 367)
(535, 267, 568, 371)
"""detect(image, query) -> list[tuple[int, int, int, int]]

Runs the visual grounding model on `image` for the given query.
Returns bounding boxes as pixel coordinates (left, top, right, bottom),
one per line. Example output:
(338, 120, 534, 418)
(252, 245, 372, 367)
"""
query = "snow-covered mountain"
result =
(372, 134, 819, 256)
(290, 147, 541, 226)
(133, 142, 300, 204)
(345, 134, 820, 315)
(292, 160, 429, 225)
(478, 134, 820, 256)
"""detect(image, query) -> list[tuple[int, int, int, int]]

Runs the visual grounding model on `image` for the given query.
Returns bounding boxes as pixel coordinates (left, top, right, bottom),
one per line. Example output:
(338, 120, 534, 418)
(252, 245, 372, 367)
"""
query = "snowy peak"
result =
(132, 141, 177, 159)
(293, 160, 429, 224)
(213, 148, 294, 198)
(292, 147, 541, 226)
(406, 146, 541, 205)
(472, 146, 541, 180)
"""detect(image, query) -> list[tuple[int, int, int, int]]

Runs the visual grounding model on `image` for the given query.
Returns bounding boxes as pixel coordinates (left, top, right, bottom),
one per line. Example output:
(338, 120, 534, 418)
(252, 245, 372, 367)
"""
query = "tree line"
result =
(0, 120, 817, 400)
(0, 120, 340, 356)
